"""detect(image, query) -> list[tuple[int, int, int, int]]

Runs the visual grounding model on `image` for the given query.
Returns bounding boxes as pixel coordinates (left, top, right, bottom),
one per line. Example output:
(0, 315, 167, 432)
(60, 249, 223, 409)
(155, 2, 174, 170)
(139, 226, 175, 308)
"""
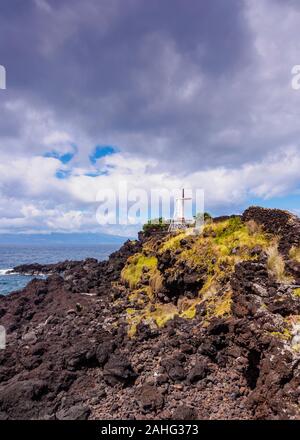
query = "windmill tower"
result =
(168, 189, 192, 232)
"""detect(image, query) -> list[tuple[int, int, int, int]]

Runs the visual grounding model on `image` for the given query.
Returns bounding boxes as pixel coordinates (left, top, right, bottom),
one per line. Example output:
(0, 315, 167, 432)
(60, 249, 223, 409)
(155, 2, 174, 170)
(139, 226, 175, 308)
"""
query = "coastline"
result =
(0, 207, 299, 420)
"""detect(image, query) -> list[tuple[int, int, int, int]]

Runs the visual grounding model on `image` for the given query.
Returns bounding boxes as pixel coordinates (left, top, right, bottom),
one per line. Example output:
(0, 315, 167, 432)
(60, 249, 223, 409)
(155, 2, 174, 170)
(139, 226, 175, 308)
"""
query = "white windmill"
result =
(168, 189, 193, 232)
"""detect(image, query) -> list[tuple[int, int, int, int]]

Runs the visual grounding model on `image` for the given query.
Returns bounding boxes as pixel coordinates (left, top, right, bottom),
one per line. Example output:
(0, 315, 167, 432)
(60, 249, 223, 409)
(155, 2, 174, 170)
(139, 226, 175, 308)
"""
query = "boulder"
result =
(96, 340, 115, 366)
(103, 354, 137, 386)
(136, 384, 164, 412)
(56, 405, 90, 420)
(187, 358, 209, 384)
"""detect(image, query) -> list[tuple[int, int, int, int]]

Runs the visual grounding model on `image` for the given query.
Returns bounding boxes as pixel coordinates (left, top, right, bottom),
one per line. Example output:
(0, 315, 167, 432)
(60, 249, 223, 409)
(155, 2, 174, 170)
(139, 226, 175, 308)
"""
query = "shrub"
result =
(204, 212, 212, 221)
(142, 217, 168, 234)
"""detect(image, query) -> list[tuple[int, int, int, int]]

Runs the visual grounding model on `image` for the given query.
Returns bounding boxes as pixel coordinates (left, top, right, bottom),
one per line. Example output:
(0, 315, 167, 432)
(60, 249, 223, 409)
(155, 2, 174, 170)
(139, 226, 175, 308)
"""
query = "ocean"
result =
(0, 243, 120, 295)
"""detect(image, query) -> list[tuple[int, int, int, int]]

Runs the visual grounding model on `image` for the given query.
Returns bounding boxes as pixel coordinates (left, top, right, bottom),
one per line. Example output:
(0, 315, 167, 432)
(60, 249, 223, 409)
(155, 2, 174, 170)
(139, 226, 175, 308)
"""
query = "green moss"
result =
(214, 291, 232, 317)
(124, 217, 276, 336)
(213, 217, 243, 242)
(179, 304, 197, 319)
(126, 303, 179, 337)
(269, 328, 292, 341)
(177, 296, 202, 319)
(293, 288, 300, 298)
(204, 290, 232, 319)
(121, 254, 158, 288)
(150, 304, 179, 327)
(212, 217, 269, 255)
(159, 232, 187, 253)
(180, 218, 269, 275)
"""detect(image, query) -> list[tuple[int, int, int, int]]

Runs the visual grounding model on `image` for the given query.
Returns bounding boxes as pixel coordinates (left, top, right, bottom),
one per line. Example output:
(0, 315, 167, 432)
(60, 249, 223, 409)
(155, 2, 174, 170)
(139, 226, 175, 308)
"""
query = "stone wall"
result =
(242, 206, 300, 254)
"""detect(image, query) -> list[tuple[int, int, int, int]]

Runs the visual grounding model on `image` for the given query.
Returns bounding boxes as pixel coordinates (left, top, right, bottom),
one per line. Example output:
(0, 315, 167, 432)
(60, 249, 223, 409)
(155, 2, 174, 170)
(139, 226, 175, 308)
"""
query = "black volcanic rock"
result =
(103, 354, 137, 386)
(0, 208, 300, 420)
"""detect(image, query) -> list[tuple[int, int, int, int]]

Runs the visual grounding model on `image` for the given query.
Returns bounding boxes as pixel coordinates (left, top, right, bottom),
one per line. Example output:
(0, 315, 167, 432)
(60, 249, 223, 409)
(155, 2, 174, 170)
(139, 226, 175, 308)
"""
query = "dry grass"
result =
(149, 271, 163, 293)
(266, 242, 293, 283)
(246, 219, 262, 235)
(289, 246, 300, 263)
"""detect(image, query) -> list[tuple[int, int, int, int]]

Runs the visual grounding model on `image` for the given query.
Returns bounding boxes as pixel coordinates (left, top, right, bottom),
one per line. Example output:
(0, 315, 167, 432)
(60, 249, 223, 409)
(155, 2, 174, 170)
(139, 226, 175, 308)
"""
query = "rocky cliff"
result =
(0, 206, 300, 420)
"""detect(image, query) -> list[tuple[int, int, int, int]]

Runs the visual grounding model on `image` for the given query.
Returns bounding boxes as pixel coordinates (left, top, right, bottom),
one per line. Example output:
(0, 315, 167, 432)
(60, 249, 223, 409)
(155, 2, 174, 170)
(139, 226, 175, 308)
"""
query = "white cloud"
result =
(0, 145, 299, 234)
(0, 0, 300, 235)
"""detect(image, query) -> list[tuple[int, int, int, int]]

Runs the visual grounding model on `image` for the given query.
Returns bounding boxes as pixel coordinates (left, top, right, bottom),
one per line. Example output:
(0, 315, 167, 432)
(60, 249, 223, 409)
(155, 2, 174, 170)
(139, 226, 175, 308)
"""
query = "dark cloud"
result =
(0, 0, 299, 182)
(0, 0, 255, 170)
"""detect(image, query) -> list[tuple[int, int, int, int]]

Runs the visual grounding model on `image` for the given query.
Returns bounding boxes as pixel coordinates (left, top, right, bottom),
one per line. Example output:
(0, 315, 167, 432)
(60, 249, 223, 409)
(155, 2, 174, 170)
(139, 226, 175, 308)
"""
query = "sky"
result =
(0, 0, 300, 236)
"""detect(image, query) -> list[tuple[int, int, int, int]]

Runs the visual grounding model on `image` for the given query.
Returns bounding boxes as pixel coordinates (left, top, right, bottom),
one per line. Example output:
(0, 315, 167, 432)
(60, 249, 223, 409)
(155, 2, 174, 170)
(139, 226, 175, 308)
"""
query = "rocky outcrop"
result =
(0, 207, 300, 420)
(242, 206, 300, 255)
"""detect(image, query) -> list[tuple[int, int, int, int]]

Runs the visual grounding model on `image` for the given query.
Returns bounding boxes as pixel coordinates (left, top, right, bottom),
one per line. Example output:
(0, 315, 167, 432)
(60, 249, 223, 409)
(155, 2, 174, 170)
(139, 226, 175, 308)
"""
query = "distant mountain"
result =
(0, 232, 131, 245)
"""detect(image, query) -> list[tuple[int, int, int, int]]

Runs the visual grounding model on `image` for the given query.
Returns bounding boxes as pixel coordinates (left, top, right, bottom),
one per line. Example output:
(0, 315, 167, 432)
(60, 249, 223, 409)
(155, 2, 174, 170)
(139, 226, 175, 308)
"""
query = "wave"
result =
(0, 269, 14, 275)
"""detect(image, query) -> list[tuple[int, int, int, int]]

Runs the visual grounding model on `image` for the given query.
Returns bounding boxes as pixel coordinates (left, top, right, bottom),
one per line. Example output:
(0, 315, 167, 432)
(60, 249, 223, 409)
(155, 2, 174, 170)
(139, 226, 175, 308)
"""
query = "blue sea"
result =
(0, 244, 120, 295)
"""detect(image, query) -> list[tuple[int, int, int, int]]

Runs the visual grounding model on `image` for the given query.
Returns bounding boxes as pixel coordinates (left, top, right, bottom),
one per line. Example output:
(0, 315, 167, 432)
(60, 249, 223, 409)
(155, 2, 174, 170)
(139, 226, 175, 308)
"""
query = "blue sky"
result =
(0, 0, 299, 236)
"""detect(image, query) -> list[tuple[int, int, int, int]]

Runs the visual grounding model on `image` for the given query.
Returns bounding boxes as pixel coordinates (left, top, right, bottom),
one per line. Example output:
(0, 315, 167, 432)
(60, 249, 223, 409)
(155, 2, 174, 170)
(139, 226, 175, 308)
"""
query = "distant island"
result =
(0, 206, 300, 420)
(0, 232, 130, 246)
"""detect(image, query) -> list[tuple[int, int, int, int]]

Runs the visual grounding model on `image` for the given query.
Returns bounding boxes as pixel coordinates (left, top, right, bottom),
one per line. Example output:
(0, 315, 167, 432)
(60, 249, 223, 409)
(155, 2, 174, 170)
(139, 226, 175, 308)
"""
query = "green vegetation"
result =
(204, 212, 212, 222)
(194, 212, 212, 223)
(178, 217, 270, 298)
(142, 217, 167, 234)
(269, 328, 292, 341)
(293, 287, 300, 298)
(205, 290, 232, 319)
(212, 217, 267, 252)
(159, 231, 187, 253)
(126, 303, 179, 337)
(120, 216, 294, 337)
(121, 254, 158, 289)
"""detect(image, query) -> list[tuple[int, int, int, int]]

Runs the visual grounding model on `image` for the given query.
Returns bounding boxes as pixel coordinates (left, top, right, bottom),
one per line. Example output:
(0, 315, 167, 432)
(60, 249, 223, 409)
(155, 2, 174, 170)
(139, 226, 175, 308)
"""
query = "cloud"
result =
(0, 0, 251, 168)
(0, 0, 299, 234)
(0, 145, 298, 234)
